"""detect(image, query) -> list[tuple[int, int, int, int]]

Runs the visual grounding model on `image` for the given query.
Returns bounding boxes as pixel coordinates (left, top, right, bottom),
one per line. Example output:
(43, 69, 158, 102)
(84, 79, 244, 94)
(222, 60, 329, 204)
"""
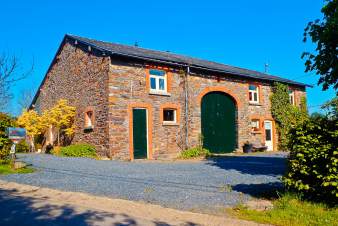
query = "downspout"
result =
(184, 65, 190, 150)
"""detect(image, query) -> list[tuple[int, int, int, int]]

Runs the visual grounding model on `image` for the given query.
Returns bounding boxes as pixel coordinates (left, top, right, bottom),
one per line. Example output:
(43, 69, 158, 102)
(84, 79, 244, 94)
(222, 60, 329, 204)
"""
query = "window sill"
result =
(149, 91, 171, 96)
(162, 122, 179, 126)
(249, 102, 262, 106)
(84, 126, 94, 132)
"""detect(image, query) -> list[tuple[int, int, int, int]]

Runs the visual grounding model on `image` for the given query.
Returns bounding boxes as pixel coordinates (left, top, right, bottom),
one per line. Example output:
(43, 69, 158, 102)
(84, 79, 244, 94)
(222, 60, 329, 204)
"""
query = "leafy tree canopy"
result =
(302, 0, 338, 91)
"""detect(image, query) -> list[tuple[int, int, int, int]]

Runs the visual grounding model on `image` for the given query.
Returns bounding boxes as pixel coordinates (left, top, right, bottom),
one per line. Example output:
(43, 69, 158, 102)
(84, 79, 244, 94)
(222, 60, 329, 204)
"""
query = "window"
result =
(149, 69, 167, 93)
(251, 119, 260, 131)
(163, 109, 176, 123)
(85, 111, 94, 128)
(289, 90, 295, 105)
(249, 84, 259, 103)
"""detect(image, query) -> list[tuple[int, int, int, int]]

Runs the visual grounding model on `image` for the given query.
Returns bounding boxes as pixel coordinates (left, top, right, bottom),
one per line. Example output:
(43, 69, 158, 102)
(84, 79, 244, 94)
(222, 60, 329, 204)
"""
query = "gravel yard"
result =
(1, 153, 287, 213)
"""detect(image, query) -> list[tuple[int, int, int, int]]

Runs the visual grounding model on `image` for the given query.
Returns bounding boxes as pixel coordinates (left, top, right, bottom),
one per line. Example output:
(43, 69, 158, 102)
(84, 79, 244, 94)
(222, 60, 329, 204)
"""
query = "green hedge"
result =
(283, 117, 338, 204)
(59, 144, 97, 158)
(179, 147, 211, 159)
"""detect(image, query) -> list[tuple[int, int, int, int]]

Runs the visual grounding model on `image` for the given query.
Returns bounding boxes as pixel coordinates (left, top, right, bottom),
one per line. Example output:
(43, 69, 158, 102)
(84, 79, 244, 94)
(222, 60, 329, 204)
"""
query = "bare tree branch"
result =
(0, 53, 34, 111)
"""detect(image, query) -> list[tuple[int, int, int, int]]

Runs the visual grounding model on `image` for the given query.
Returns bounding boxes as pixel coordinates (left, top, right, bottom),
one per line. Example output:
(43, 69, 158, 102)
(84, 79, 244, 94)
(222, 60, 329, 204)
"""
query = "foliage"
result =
(321, 96, 338, 119)
(283, 115, 338, 203)
(43, 99, 76, 146)
(0, 160, 35, 175)
(17, 109, 46, 151)
(231, 193, 338, 226)
(179, 147, 211, 159)
(302, 0, 338, 91)
(0, 148, 9, 161)
(270, 83, 308, 150)
(59, 144, 97, 158)
(0, 112, 16, 159)
(16, 140, 30, 153)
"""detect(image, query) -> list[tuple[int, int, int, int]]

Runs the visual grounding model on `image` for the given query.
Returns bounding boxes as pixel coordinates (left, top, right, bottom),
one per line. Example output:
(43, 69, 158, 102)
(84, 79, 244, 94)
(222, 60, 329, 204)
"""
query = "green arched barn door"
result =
(201, 92, 236, 153)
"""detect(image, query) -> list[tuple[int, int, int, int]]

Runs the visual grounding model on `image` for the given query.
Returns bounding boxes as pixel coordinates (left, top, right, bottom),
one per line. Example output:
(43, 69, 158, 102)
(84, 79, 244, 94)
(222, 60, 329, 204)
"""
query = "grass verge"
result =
(0, 160, 35, 175)
(229, 193, 338, 226)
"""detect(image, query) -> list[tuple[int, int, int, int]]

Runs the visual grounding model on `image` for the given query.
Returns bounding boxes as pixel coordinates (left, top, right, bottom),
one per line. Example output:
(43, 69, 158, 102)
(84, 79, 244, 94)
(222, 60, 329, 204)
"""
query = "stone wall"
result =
(35, 39, 307, 159)
(106, 59, 307, 159)
(35, 39, 111, 156)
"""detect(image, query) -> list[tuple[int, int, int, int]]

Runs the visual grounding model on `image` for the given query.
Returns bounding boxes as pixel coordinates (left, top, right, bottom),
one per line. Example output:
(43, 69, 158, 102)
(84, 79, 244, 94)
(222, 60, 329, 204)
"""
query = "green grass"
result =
(230, 193, 338, 226)
(0, 160, 35, 175)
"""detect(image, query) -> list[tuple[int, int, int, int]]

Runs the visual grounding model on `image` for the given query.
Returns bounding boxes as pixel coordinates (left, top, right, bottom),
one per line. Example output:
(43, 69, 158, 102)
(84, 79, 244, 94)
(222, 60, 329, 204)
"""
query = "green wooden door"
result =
(201, 92, 236, 153)
(133, 109, 148, 159)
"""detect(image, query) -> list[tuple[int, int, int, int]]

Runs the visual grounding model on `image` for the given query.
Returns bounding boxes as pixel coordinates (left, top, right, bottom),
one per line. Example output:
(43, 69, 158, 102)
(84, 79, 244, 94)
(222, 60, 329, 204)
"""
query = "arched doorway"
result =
(201, 91, 237, 153)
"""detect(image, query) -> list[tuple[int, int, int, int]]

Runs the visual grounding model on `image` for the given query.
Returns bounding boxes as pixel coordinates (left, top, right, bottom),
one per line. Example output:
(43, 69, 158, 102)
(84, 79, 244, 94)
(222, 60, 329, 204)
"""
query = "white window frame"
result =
(251, 119, 260, 131)
(289, 90, 295, 105)
(149, 69, 167, 94)
(163, 108, 177, 124)
(249, 85, 259, 104)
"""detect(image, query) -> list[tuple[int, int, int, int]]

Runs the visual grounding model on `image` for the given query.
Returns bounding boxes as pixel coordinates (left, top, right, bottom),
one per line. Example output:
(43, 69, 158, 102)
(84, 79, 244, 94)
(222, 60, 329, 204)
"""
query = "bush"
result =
(0, 147, 10, 160)
(282, 117, 338, 204)
(179, 147, 211, 159)
(16, 140, 30, 153)
(59, 144, 97, 158)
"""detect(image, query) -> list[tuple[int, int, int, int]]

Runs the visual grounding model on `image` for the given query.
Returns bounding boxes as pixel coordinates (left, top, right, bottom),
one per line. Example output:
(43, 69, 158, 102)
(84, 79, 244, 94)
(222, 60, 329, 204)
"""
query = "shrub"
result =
(0, 147, 10, 160)
(59, 144, 97, 158)
(179, 147, 211, 159)
(16, 140, 30, 153)
(282, 116, 338, 204)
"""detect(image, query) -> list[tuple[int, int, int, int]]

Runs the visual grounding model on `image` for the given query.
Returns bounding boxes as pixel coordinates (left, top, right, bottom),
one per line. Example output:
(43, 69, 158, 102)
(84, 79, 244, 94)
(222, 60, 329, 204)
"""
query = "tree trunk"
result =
(30, 135, 35, 152)
(57, 129, 60, 147)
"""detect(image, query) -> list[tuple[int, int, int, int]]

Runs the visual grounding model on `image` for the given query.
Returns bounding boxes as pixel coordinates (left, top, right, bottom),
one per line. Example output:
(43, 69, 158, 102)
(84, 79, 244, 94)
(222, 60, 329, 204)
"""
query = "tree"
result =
(302, 0, 338, 91)
(0, 53, 33, 111)
(17, 88, 35, 111)
(0, 112, 16, 152)
(43, 99, 75, 146)
(17, 110, 45, 152)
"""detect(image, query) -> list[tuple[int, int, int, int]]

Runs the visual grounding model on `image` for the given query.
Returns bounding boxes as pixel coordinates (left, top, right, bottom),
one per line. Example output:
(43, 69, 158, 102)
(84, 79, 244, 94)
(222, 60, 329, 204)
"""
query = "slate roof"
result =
(67, 34, 310, 87)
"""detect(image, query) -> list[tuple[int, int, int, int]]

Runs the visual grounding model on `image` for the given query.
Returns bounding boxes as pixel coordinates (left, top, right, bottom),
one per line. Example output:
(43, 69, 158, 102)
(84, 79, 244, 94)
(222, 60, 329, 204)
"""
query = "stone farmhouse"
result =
(30, 34, 309, 160)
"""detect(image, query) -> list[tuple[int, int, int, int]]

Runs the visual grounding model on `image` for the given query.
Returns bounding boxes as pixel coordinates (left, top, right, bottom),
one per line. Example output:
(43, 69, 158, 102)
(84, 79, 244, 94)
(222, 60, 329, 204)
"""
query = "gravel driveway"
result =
(1, 153, 287, 213)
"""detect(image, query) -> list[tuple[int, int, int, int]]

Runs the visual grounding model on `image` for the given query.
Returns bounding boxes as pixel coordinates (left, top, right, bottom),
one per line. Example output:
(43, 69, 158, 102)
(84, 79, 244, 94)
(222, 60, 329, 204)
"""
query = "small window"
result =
(85, 111, 94, 128)
(289, 90, 295, 105)
(149, 69, 167, 93)
(163, 109, 176, 123)
(251, 119, 260, 131)
(249, 85, 259, 103)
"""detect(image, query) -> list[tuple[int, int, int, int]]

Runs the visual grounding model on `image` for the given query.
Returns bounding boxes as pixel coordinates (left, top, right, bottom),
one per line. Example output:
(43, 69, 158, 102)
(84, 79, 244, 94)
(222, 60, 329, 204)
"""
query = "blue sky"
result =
(0, 0, 335, 115)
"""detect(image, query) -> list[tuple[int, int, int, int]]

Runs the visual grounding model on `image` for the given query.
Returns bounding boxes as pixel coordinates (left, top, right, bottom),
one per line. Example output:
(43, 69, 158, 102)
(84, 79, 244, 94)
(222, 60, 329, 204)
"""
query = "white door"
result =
(264, 120, 273, 151)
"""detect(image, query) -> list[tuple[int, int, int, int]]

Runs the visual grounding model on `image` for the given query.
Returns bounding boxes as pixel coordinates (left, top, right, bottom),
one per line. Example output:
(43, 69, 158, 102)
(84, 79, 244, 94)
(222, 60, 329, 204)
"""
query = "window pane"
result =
(249, 92, 253, 101)
(159, 78, 165, 90)
(249, 85, 257, 91)
(265, 129, 272, 141)
(150, 77, 156, 89)
(254, 93, 258, 101)
(149, 69, 165, 76)
(163, 109, 175, 122)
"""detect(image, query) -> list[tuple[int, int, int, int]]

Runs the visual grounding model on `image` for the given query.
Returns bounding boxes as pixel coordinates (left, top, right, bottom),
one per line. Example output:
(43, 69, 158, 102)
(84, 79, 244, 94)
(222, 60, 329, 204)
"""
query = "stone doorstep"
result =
(13, 161, 27, 169)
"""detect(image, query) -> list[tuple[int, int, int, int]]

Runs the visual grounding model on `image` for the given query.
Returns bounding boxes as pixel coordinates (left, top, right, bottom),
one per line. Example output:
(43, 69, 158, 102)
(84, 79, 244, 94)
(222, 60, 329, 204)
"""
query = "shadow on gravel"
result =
(206, 155, 287, 176)
(206, 156, 286, 198)
(0, 188, 197, 226)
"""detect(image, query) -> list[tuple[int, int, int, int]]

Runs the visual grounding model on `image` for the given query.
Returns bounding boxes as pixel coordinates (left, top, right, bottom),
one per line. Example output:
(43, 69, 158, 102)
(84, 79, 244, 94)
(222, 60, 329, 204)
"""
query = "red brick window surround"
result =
(84, 107, 95, 129)
(160, 103, 180, 126)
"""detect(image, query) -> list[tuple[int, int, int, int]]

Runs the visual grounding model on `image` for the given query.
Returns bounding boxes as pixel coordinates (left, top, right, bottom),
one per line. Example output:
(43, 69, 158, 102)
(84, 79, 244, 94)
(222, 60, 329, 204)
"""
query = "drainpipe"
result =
(184, 65, 190, 150)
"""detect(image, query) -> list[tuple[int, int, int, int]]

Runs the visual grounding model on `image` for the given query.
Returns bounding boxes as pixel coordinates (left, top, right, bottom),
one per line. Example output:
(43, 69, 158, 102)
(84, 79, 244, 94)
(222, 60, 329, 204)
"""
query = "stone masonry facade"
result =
(33, 37, 306, 159)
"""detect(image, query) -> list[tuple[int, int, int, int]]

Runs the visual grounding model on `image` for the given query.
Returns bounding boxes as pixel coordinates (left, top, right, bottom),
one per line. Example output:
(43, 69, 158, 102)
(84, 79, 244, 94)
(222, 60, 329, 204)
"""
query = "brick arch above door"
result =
(196, 86, 242, 108)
